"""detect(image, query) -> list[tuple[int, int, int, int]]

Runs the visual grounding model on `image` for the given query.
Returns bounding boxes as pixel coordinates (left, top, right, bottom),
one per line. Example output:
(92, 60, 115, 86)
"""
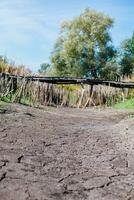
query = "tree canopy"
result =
(38, 63, 50, 75)
(51, 8, 117, 79)
(120, 32, 134, 77)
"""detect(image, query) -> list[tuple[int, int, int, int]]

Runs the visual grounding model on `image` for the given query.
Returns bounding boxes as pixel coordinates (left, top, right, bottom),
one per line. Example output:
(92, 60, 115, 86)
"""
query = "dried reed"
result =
(0, 77, 129, 108)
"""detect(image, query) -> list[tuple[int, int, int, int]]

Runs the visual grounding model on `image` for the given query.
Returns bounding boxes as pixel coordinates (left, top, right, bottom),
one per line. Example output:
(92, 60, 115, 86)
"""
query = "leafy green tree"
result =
(100, 59, 119, 80)
(38, 63, 50, 75)
(120, 33, 134, 77)
(51, 8, 116, 78)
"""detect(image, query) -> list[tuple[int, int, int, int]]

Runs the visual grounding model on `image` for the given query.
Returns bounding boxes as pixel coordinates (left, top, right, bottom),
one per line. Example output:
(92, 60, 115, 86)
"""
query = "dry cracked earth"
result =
(0, 103, 134, 200)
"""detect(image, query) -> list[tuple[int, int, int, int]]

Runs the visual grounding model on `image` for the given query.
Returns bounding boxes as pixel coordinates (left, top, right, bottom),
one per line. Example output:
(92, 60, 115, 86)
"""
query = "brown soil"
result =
(0, 103, 134, 200)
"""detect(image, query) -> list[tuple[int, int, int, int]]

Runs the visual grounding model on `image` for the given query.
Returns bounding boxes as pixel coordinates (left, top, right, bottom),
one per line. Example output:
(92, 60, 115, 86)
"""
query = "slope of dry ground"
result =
(0, 103, 134, 200)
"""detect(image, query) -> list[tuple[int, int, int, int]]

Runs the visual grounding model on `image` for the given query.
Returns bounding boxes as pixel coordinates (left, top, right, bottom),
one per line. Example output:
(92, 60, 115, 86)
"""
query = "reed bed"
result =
(0, 76, 129, 108)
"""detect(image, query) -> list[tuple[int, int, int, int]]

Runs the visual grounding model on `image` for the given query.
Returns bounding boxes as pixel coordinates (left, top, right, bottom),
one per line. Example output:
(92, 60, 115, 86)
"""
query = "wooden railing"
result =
(0, 73, 134, 88)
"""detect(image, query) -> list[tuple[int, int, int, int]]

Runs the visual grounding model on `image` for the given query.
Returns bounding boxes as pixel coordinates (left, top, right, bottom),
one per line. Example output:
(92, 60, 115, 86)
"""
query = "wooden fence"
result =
(0, 73, 133, 107)
(0, 73, 134, 88)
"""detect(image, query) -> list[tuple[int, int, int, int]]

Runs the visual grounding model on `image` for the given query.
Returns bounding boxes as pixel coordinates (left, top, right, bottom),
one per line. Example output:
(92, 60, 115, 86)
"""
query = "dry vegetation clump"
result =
(0, 57, 31, 76)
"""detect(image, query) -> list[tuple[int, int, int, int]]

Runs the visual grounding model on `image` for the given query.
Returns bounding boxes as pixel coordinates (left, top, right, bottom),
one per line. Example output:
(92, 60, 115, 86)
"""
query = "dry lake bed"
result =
(0, 103, 134, 200)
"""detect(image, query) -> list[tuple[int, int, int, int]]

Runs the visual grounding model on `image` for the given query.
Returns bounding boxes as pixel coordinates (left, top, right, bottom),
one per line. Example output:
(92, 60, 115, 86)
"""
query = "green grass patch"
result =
(20, 97, 36, 107)
(114, 98, 134, 109)
(128, 113, 134, 118)
(0, 95, 12, 103)
(0, 100, 7, 108)
(0, 100, 5, 107)
(0, 93, 35, 107)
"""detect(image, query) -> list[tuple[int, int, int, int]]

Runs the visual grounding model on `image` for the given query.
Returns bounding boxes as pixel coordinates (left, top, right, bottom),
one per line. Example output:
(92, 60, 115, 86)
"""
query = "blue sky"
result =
(0, 0, 134, 71)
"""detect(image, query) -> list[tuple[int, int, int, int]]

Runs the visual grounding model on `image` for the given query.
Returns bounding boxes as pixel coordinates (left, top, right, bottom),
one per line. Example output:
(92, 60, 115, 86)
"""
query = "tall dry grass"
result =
(0, 76, 128, 108)
(0, 60, 31, 76)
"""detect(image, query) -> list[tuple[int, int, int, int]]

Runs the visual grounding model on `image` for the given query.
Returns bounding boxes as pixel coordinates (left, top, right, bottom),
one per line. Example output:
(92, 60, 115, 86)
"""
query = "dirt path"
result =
(0, 104, 134, 200)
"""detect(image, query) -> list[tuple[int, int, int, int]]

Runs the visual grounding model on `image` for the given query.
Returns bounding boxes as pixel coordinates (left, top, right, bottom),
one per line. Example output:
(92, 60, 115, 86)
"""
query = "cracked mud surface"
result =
(0, 103, 134, 200)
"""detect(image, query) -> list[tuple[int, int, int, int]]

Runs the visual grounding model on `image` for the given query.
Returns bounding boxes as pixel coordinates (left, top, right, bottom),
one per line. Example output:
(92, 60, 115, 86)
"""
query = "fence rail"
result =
(1, 73, 134, 88)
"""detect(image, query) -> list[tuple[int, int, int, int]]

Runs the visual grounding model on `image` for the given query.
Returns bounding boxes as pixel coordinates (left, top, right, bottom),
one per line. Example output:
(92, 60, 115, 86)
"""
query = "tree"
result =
(100, 59, 119, 80)
(38, 63, 50, 75)
(120, 32, 134, 77)
(51, 8, 116, 78)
